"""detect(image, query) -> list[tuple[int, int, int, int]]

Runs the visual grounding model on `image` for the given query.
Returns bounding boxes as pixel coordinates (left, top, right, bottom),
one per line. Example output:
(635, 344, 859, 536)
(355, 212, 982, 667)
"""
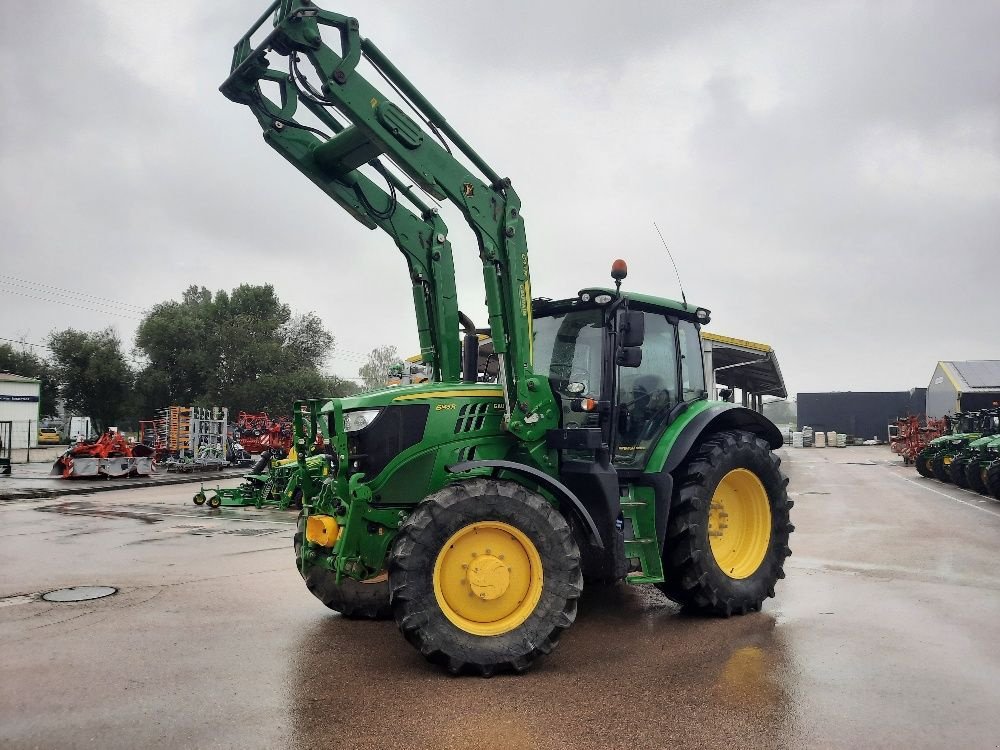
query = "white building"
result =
(0, 372, 41, 448)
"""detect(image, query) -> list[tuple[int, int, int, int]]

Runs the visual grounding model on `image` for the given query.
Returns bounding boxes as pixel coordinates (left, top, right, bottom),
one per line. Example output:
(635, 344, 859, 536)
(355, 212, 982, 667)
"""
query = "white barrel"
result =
(815, 431, 827, 448)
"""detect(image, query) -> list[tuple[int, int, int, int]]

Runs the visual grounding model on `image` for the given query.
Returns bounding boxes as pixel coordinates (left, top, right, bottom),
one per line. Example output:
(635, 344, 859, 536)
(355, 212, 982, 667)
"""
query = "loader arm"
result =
(221, 0, 558, 443)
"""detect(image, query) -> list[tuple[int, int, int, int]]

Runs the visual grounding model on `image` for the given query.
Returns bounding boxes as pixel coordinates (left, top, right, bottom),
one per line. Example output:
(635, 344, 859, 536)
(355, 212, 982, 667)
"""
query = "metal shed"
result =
(702, 332, 787, 412)
(925, 360, 1000, 418)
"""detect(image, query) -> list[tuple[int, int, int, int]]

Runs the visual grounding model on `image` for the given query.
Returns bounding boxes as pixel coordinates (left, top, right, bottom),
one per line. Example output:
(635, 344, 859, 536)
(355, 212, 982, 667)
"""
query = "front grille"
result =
(349, 405, 429, 479)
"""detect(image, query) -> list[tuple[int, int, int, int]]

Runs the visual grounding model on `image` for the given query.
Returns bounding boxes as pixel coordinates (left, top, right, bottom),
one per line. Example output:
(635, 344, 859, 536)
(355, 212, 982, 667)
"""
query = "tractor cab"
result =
(532, 269, 711, 472)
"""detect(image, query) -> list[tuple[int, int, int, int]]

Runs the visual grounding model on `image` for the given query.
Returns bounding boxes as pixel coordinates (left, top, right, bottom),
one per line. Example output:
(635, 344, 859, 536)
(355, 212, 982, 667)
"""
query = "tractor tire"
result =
(294, 514, 392, 620)
(388, 478, 582, 676)
(966, 461, 988, 494)
(930, 454, 952, 483)
(915, 452, 935, 478)
(656, 430, 793, 617)
(949, 457, 971, 488)
(986, 462, 1000, 500)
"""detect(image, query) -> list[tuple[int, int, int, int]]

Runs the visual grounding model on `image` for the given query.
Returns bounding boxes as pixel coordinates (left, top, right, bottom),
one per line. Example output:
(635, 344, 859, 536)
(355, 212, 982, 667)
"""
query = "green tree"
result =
(358, 345, 400, 390)
(134, 284, 338, 416)
(0, 342, 59, 417)
(48, 328, 134, 430)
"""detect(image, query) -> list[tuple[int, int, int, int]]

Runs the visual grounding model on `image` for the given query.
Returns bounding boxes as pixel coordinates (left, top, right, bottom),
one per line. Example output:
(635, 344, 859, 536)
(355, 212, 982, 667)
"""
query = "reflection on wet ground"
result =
(3, 448, 1000, 749)
(290, 584, 792, 750)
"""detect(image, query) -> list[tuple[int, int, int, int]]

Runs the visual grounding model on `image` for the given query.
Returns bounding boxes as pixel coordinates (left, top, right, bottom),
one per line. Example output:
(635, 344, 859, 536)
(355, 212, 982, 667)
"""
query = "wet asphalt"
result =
(1, 447, 999, 749)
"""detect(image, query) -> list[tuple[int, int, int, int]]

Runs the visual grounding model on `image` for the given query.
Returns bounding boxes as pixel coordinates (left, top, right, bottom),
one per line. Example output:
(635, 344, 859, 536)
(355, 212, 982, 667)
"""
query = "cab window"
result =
(678, 320, 706, 401)
(615, 314, 678, 466)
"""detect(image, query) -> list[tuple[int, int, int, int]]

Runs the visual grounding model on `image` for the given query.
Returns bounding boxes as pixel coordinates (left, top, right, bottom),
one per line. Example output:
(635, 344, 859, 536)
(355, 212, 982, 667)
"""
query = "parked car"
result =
(37, 427, 63, 445)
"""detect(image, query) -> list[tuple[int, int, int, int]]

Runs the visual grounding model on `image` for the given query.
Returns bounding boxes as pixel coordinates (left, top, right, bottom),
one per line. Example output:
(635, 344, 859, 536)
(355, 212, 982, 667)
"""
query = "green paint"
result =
(223, 4, 785, 591)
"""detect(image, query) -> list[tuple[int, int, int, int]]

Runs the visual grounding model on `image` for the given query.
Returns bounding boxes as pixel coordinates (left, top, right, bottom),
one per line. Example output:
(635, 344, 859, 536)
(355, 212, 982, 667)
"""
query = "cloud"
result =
(1, 0, 997, 396)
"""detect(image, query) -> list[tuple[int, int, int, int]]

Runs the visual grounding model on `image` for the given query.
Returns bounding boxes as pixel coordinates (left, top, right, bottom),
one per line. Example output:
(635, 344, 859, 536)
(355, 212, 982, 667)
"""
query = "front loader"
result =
(221, 2, 793, 675)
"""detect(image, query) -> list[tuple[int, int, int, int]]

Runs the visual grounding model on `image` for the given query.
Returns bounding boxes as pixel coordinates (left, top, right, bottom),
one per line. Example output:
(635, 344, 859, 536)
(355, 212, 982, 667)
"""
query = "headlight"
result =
(342, 409, 381, 433)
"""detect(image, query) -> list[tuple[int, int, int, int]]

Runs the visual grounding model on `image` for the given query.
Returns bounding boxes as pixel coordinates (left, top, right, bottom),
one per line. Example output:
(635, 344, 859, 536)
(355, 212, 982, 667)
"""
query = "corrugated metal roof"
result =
(942, 360, 1000, 391)
(0, 371, 41, 383)
(706, 332, 786, 399)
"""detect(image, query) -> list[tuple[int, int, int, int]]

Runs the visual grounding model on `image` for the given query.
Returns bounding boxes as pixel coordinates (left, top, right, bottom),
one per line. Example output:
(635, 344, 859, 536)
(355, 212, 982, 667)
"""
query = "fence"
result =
(0, 421, 67, 464)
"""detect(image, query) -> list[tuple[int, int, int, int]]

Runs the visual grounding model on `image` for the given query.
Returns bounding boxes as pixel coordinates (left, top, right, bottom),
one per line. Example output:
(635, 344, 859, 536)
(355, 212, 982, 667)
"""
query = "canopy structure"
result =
(702, 332, 787, 410)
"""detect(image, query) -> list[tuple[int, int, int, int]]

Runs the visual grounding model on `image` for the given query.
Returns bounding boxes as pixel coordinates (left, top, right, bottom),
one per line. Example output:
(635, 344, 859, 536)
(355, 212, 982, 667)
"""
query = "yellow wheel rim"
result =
(708, 469, 772, 580)
(433, 521, 543, 636)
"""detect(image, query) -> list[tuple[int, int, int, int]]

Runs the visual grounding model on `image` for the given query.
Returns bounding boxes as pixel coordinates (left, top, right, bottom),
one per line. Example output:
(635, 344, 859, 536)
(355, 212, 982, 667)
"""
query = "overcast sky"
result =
(1, 0, 997, 396)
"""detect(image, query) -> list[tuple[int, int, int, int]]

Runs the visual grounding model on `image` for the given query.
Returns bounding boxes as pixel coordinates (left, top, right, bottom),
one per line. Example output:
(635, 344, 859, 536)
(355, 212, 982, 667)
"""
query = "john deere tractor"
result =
(915, 411, 983, 482)
(222, 2, 793, 675)
(948, 409, 1000, 493)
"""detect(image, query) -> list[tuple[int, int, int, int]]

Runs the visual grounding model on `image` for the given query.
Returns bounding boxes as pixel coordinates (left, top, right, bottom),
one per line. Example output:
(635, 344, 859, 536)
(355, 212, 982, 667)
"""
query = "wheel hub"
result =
(433, 521, 543, 636)
(708, 468, 772, 580)
(468, 555, 511, 600)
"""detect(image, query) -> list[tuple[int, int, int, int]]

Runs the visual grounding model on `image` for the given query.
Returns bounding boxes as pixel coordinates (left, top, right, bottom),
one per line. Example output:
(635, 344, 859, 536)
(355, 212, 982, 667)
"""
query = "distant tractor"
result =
(915, 412, 983, 482)
(222, 3, 793, 674)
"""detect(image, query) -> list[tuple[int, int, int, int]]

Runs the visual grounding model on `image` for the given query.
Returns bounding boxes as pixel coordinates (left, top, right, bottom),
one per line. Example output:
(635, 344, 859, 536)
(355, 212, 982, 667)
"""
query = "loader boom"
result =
(221, 1, 558, 442)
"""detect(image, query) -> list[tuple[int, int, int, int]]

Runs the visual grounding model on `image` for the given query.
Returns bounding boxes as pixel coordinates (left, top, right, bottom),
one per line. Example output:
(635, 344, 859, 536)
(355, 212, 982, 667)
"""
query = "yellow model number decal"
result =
(435, 403, 457, 411)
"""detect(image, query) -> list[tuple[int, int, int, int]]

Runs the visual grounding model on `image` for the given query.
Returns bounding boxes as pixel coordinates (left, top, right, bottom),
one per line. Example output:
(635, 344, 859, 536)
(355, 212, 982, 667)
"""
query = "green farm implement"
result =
(194, 450, 332, 509)
(222, 3, 793, 675)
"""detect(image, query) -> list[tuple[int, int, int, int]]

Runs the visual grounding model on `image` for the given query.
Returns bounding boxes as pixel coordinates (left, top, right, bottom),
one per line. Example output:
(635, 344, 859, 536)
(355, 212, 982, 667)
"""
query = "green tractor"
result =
(949, 409, 1000, 494)
(915, 411, 983, 482)
(222, 3, 793, 675)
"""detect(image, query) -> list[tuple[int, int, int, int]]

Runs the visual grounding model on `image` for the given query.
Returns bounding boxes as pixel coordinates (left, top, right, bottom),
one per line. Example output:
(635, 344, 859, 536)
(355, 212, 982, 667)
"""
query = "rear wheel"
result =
(949, 457, 970, 488)
(657, 430, 793, 616)
(389, 479, 582, 676)
(915, 451, 935, 478)
(294, 513, 391, 619)
(966, 460, 988, 494)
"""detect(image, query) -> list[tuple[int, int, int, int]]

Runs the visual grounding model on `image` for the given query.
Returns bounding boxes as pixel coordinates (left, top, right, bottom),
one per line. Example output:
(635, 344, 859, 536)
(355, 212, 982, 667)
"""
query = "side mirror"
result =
(617, 346, 642, 368)
(618, 310, 645, 348)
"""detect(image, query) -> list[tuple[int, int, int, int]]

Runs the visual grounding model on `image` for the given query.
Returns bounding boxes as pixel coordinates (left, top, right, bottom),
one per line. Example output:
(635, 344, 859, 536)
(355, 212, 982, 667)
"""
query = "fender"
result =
(643, 401, 783, 548)
(447, 459, 604, 550)
(649, 402, 782, 475)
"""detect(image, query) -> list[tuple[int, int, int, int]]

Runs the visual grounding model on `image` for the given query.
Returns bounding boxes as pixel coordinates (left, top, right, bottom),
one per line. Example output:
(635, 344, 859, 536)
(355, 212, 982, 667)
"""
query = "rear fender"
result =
(643, 401, 782, 548)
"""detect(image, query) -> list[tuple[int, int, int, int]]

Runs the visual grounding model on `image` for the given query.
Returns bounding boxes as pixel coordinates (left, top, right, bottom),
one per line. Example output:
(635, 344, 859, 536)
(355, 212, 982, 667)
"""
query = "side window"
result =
(615, 314, 678, 467)
(678, 320, 705, 402)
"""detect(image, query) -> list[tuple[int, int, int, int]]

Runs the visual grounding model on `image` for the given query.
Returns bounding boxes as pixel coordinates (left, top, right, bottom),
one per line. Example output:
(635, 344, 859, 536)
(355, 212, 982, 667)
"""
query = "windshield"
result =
(533, 308, 605, 400)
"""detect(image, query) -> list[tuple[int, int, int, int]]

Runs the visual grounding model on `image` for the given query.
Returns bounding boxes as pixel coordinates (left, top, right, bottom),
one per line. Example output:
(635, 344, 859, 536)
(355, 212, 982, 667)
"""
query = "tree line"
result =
(0, 284, 401, 430)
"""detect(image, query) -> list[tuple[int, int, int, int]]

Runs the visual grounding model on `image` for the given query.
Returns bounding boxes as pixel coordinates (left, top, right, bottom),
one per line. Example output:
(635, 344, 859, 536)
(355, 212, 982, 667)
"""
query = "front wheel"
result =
(986, 462, 1000, 500)
(294, 514, 391, 619)
(657, 430, 793, 617)
(915, 451, 935, 478)
(966, 461, 988, 494)
(931, 454, 952, 483)
(389, 479, 582, 676)
(949, 457, 970, 488)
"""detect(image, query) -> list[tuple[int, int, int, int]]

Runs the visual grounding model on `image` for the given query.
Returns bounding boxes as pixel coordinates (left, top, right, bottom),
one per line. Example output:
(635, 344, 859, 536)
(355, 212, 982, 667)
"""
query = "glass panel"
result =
(615, 314, 678, 467)
(678, 320, 706, 401)
(532, 309, 605, 436)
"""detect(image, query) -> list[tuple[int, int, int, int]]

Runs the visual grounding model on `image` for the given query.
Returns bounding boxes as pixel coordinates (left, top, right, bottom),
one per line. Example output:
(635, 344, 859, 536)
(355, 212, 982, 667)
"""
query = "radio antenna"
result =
(653, 221, 687, 307)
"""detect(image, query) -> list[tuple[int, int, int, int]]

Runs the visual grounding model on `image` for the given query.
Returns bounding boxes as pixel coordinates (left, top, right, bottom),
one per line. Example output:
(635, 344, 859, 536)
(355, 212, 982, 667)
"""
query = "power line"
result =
(0, 284, 143, 320)
(0, 275, 146, 313)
